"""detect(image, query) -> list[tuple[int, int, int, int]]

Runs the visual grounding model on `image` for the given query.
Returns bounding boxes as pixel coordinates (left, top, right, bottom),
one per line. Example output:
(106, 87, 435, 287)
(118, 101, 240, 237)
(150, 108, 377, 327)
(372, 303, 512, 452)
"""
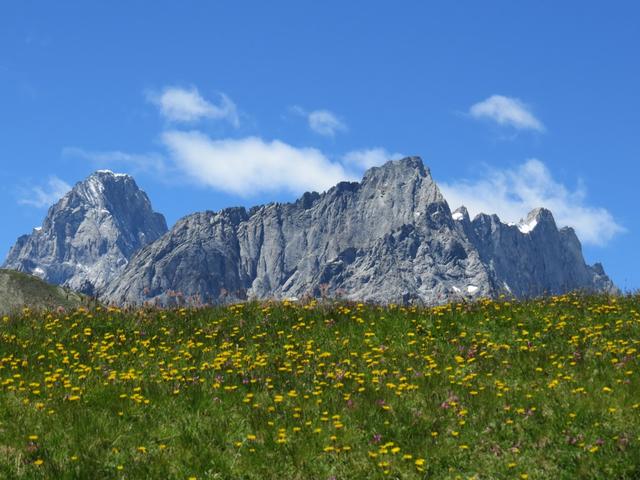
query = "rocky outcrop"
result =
(452, 206, 616, 297)
(3, 170, 167, 295)
(101, 157, 616, 306)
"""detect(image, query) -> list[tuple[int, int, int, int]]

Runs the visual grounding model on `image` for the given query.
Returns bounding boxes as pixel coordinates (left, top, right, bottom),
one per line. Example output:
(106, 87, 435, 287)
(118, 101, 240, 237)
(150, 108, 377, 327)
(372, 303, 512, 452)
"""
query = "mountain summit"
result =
(3, 170, 167, 295)
(97, 157, 615, 305)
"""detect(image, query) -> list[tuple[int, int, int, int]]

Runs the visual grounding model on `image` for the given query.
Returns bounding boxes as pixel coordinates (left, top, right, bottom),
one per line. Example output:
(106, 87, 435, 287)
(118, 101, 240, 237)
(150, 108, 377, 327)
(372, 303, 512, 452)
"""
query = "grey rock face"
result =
(103, 157, 616, 306)
(3, 170, 167, 295)
(452, 206, 617, 297)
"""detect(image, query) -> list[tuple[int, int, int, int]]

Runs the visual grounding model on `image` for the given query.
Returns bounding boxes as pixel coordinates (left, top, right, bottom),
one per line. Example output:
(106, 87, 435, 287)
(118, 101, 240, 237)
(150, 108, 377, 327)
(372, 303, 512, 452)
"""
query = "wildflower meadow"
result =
(1, 294, 639, 479)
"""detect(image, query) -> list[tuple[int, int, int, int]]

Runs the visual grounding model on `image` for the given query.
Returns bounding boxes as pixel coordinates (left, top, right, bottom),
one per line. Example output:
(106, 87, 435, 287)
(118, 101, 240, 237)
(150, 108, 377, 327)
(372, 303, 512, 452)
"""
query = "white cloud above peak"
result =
(19, 176, 71, 208)
(308, 109, 347, 136)
(291, 106, 347, 136)
(469, 95, 544, 132)
(148, 86, 239, 126)
(342, 148, 404, 170)
(439, 159, 624, 246)
(63, 147, 168, 176)
(161, 130, 357, 196)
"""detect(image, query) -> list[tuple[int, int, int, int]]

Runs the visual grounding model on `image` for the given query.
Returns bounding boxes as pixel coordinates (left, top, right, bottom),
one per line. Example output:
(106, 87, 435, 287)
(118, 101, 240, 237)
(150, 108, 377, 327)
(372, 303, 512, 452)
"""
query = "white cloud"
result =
(291, 106, 347, 136)
(469, 95, 544, 132)
(63, 147, 168, 176)
(342, 148, 405, 170)
(162, 130, 357, 196)
(19, 176, 71, 208)
(65, 137, 404, 197)
(148, 86, 239, 126)
(308, 110, 347, 136)
(439, 159, 624, 246)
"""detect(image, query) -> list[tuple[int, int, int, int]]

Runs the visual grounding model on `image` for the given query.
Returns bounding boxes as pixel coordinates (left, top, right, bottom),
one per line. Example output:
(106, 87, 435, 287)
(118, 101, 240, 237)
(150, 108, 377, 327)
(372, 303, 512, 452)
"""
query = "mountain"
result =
(452, 206, 614, 297)
(102, 157, 616, 306)
(3, 170, 167, 296)
(0, 269, 89, 314)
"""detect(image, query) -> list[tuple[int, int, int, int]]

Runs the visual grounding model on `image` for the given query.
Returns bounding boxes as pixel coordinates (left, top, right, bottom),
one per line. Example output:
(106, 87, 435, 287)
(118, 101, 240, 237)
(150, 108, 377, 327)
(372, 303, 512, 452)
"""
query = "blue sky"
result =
(1, 1, 638, 290)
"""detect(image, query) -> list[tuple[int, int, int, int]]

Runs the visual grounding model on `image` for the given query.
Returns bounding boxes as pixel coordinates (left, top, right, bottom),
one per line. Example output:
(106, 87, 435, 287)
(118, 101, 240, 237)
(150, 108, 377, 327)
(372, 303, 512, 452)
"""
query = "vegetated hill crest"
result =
(0, 269, 89, 314)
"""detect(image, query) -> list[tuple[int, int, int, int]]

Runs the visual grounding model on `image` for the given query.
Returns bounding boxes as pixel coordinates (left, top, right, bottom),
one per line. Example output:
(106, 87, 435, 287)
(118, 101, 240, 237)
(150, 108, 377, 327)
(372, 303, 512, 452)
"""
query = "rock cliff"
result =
(100, 157, 615, 305)
(3, 170, 167, 295)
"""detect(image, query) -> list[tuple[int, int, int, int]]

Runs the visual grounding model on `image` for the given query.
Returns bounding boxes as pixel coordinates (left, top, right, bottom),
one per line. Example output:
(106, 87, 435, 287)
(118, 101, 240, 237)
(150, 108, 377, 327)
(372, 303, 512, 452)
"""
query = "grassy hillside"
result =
(0, 269, 88, 314)
(0, 295, 639, 479)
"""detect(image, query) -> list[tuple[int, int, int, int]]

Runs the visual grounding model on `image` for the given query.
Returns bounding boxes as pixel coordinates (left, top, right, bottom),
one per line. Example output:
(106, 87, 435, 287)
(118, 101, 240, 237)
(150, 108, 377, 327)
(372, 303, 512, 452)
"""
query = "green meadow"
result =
(1, 294, 639, 479)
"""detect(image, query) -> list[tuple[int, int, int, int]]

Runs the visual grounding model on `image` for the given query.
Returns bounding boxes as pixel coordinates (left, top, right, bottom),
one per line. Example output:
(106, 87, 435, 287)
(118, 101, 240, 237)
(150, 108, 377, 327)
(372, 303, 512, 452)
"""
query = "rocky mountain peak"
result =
(3, 170, 167, 295)
(452, 206, 470, 222)
(94, 169, 130, 178)
(517, 207, 556, 234)
(65, 169, 138, 208)
(362, 156, 429, 182)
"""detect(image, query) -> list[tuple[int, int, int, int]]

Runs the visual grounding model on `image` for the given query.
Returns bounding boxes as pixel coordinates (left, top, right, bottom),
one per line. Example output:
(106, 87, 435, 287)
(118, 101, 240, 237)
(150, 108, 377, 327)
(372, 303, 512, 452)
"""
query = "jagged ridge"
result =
(100, 157, 616, 305)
